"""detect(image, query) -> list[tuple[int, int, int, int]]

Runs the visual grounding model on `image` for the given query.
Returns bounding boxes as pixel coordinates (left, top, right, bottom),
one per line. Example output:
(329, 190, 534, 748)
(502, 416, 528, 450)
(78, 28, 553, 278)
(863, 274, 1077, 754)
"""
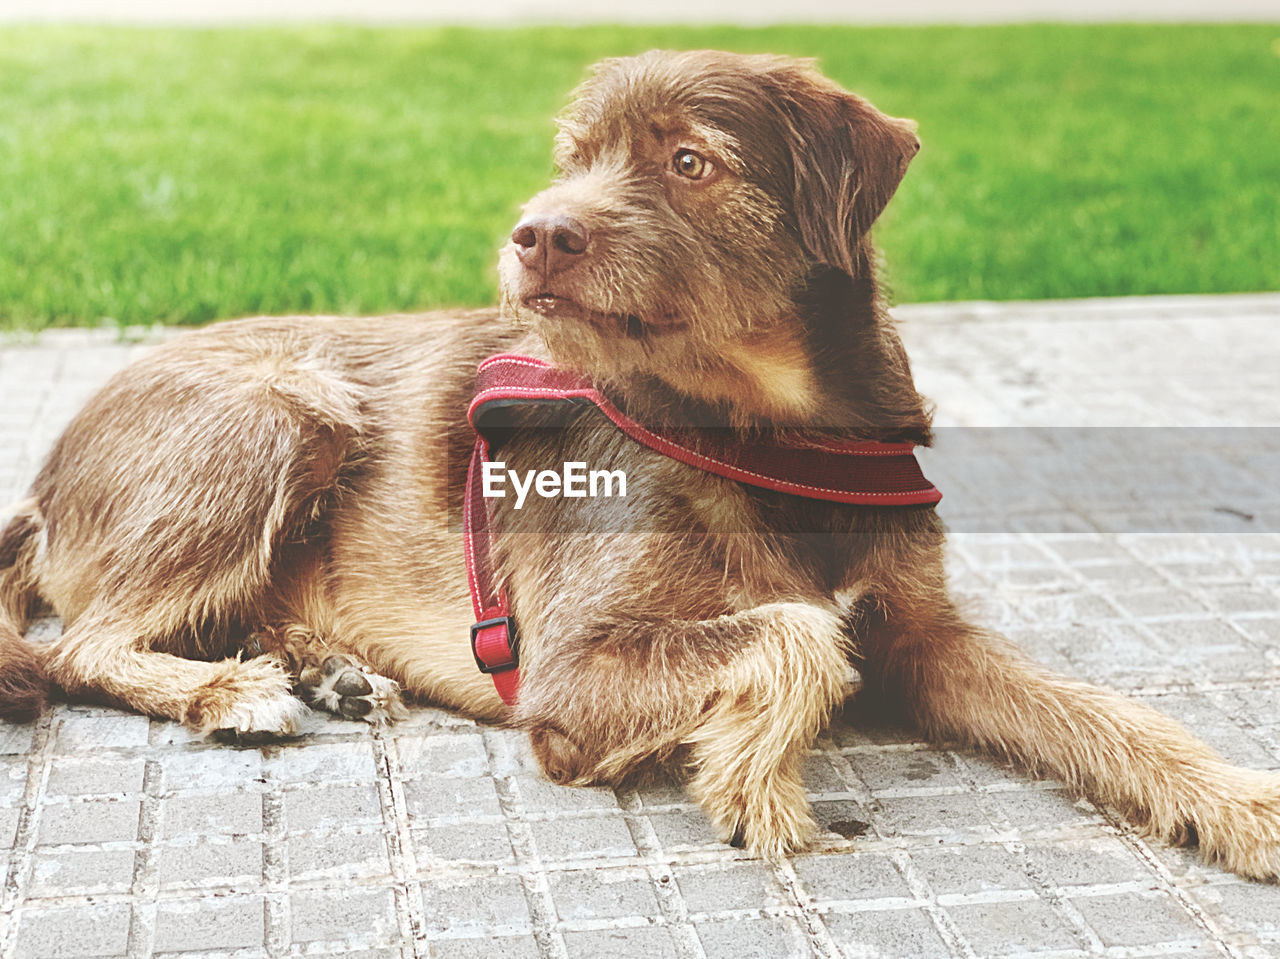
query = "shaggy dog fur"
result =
(3, 50, 1280, 877)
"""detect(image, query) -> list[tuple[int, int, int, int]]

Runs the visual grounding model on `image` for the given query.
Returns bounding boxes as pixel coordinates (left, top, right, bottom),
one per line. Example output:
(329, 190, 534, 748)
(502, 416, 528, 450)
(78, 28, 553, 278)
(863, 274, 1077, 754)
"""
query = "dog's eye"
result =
(672, 149, 711, 180)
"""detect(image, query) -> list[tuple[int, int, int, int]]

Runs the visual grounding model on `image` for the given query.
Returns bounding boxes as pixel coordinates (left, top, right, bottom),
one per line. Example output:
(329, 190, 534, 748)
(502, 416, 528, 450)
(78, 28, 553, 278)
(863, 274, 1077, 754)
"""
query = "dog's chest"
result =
(482, 407, 886, 606)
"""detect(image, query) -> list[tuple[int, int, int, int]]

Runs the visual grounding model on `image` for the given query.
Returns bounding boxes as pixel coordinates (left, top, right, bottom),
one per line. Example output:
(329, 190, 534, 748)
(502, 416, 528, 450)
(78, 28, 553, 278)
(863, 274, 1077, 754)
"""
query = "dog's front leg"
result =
(684, 602, 854, 857)
(519, 601, 852, 858)
(867, 599, 1280, 880)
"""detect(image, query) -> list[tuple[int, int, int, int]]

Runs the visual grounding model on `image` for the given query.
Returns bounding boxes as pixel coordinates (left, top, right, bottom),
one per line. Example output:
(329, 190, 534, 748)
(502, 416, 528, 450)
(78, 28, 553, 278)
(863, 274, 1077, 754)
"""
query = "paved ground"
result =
(1, 292, 1280, 958)
(1, 0, 1276, 23)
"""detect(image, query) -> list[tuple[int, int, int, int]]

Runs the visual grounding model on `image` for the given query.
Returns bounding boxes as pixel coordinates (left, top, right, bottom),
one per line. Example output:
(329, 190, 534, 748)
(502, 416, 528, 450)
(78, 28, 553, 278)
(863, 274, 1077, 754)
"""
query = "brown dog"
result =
(2, 49, 1279, 878)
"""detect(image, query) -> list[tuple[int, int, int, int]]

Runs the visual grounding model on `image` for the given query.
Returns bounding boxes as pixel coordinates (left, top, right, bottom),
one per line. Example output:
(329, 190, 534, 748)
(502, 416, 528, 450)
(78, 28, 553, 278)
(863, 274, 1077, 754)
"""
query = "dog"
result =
(2, 49, 1279, 878)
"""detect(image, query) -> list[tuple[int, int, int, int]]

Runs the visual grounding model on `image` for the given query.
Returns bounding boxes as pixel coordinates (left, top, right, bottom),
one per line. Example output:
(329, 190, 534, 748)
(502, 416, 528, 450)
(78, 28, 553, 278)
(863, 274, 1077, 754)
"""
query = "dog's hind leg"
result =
(297, 651, 408, 723)
(248, 624, 408, 724)
(869, 595, 1280, 881)
(28, 324, 364, 736)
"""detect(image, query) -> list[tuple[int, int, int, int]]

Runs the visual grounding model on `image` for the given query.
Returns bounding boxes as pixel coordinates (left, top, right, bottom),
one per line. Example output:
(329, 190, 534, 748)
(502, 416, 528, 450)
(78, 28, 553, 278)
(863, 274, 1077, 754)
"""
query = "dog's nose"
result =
(511, 215, 590, 277)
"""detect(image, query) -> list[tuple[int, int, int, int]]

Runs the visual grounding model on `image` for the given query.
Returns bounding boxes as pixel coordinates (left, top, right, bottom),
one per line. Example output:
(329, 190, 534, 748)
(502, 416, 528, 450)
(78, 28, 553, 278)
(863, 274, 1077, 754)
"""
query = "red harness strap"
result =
(464, 353, 941, 705)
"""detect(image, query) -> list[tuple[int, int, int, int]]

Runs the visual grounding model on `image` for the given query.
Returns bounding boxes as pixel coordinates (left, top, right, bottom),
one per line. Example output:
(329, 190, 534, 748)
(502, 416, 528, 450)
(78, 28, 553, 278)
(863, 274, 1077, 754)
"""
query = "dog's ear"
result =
(777, 70, 920, 275)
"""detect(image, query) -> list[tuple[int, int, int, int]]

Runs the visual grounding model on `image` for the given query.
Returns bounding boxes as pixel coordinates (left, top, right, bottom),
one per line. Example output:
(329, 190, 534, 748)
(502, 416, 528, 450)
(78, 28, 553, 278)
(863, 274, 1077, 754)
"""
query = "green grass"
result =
(0, 25, 1277, 330)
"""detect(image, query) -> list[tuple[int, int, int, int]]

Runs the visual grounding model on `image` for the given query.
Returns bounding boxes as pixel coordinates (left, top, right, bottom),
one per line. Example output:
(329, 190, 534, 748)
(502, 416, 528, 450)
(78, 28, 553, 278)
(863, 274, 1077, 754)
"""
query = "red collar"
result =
(464, 353, 940, 705)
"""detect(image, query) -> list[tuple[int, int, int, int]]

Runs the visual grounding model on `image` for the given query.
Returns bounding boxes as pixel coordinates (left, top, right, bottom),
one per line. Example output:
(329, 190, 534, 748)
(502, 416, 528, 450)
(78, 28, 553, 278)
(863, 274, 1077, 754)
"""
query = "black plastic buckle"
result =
(470, 616, 520, 674)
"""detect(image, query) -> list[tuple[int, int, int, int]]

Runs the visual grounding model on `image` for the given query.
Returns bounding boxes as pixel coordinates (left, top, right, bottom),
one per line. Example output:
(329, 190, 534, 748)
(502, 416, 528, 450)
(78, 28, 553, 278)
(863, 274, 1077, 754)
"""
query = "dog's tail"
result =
(0, 498, 50, 722)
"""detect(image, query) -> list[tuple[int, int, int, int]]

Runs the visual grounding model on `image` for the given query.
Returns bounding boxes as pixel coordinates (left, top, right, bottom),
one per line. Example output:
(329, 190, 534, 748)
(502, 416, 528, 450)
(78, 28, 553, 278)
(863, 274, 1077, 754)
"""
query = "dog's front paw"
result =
(1189, 772, 1280, 880)
(697, 773, 816, 859)
(209, 694, 312, 745)
(530, 726, 593, 785)
(186, 656, 311, 741)
(297, 654, 408, 724)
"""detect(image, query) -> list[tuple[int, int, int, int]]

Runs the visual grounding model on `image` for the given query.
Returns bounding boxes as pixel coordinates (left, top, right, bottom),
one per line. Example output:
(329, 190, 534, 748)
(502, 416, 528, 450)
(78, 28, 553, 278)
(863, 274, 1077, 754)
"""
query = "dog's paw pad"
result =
(297, 654, 408, 724)
(333, 670, 373, 699)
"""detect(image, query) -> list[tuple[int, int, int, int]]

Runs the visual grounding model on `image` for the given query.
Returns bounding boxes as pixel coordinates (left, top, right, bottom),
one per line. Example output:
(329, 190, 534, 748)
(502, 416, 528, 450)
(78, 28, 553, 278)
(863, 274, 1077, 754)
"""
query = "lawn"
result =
(0, 25, 1276, 330)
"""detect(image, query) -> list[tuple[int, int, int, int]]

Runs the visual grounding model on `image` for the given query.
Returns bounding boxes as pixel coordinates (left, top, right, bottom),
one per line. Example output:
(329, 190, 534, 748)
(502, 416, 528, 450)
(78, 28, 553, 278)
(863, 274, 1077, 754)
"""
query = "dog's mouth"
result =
(523, 293, 687, 340)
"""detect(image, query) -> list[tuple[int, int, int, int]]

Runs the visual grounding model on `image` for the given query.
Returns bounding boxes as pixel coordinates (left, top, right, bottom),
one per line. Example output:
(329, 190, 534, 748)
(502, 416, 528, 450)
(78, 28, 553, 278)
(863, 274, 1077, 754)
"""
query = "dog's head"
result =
(498, 50, 921, 424)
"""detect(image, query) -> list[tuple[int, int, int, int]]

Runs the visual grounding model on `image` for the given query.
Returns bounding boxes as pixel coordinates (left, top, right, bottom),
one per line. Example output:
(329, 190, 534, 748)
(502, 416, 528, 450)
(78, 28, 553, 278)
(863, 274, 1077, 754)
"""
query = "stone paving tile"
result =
(548, 867, 662, 922)
(910, 845, 1032, 896)
(1022, 835, 1151, 887)
(792, 851, 912, 901)
(945, 898, 1081, 955)
(695, 918, 810, 959)
(1070, 891, 1208, 949)
(0, 805, 20, 848)
(405, 773, 503, 821)
(163, 790, 264, 837)
(286, 826, 390, 880)
(823, 908, 952, 959)
(3, 298, 1280, 958)
(431, 936, 541, 959)
(562, 927, 680, 959)
(36, 798, 142, 845)
(154, 837, 263, 886)
(527, 813, 639, 862)
(44, 756, 147, 799)
(420, 876, 533, 936)
(291, 887, 400, 945)
(152, 896, 266, 952)
(12, 902, 132, 958)
(415, 820, 516, 866)
(27, 847, 136, 896)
